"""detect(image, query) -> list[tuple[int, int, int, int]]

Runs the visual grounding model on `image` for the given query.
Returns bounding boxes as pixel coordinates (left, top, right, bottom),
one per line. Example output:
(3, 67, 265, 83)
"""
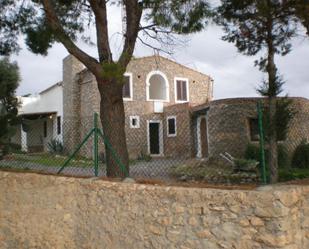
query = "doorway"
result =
(197, 116, 209, 158)
(148, 120, 163, 156)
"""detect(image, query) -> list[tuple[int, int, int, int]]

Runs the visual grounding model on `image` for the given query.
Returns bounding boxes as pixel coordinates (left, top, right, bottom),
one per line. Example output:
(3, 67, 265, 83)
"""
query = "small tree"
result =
(0, 58, 20, 155)
(0, 0, 211, 177)
(217, 0, 309, 183)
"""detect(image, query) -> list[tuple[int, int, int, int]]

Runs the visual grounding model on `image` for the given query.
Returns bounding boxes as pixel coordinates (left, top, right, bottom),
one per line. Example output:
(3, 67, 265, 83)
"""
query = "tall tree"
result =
(0, 58, 20, 157)
(217, 0, 309, 183)
(0, 0, 210, 177)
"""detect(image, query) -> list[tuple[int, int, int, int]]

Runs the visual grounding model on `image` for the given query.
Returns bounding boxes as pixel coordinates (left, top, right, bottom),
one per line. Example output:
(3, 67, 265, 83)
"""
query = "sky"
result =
(12, 4, 309, 100)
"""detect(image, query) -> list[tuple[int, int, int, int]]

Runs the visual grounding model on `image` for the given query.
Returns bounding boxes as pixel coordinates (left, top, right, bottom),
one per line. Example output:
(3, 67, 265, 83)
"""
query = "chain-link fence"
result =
(0, 97, 309, 184)
(0, 110, 261, 185)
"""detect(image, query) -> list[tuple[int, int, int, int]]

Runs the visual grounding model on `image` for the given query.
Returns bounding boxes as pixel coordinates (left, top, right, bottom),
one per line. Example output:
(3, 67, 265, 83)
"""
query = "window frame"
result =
(123, 72, 133, 101)
(146, 71, 170, 102)
(130, 115, 140, 129)
(167, 116, 177, 137)
(174, 77, 189, 103)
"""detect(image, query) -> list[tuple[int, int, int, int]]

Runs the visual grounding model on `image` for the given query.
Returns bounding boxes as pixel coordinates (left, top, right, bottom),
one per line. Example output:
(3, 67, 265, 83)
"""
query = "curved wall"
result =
(207, 97, 309, 159)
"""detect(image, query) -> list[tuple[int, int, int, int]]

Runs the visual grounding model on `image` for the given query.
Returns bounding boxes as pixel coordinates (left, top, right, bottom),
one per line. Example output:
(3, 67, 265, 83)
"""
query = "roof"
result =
(39, 82, 62, 94)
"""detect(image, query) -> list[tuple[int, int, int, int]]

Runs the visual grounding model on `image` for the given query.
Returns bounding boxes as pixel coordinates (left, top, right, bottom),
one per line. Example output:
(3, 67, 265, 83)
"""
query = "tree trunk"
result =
(266, 34, 279, 183)
(268, 96, 278, 183)
(97, 77, 129, 178)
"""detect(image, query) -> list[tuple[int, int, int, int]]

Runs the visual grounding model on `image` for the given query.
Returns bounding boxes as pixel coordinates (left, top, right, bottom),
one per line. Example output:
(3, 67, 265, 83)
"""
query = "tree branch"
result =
(119, 0, 143, 67)
(88, 0, 113, 63)
(41, 0, 101, 75)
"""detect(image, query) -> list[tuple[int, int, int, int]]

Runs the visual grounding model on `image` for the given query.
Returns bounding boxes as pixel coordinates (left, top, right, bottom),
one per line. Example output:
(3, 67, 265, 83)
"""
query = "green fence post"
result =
(58, 128, 95, 174)
(94, 113, 99, 177)
(258, 101, 267, 184)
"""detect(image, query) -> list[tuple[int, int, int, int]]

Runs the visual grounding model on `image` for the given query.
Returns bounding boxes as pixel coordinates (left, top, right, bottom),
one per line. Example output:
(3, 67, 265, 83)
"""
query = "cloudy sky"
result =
(13, 4, 309, 100)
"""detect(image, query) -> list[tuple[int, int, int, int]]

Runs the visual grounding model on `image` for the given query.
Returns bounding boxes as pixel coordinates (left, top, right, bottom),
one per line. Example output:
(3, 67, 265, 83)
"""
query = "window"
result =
(167, 116, 177, 137)
(122, 73, 133, 100)
(43, 121, 47, 138)
(57, 116, 61, 135)
(249, 118, 259, 141)
(175, 77, 189, 103)
(130, 116, 140, 129)
(146, 71, 169, 101)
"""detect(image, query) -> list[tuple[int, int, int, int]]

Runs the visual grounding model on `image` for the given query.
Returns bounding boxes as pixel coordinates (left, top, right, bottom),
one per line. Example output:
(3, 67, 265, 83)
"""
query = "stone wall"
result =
(206, 97, 309, 159)
(62, 55, 212, 159)
(1, 171, 309, 249)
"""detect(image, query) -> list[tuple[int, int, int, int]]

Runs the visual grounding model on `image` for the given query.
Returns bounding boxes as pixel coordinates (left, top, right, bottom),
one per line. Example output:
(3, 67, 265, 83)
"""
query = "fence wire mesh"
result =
(0, 108, 268, 185)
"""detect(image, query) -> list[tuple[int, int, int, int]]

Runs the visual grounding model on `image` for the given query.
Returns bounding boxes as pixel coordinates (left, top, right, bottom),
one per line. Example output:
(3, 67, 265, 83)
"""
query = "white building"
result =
(11, 82, 63, 152)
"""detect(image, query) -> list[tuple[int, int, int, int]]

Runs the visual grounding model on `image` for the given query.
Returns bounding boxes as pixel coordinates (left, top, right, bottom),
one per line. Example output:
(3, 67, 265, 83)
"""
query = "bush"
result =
(244, 143, 289, 169)
(291, 141, 309, 169)
(279, 168, 309, 181)
(47, 139, 63, 155)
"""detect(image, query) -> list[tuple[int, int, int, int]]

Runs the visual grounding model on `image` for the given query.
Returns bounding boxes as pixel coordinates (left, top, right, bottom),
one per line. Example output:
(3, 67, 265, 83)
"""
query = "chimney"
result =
(62, 55, 84, 153)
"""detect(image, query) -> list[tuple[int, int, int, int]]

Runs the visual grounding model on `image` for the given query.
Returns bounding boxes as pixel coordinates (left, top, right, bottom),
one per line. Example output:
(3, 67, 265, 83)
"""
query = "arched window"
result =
(146, 71, 169, 101)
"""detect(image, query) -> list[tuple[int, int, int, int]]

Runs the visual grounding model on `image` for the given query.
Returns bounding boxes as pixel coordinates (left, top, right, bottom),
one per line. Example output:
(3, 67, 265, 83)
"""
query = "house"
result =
(62, 55, 214, 159)
(11, 83, 63, 152)
(12, 55, 309, 162)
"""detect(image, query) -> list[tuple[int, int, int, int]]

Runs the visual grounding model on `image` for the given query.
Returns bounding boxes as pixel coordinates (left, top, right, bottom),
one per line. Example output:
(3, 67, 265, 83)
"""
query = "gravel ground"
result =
(0, 158, 184, 180)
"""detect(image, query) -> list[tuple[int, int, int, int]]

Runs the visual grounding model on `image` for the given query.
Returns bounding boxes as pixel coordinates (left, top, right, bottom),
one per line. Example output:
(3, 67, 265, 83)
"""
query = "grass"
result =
(2, 153, 94, 168)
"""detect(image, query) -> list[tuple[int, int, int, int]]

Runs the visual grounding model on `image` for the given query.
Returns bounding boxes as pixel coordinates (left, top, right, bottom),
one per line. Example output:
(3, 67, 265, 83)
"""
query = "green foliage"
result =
(0, 0, 212, 56)
(143, 0, 211, 34)
(47, 139, 64, 155)
(262, 98, 296, 142)
(101, 63, 125, 83)
(292, 141, 309, 169)
(279, 168, 309, 182)
(217, 1, 303, 59)
(0, 58, 20, 147)
(245, 143, 289, 169)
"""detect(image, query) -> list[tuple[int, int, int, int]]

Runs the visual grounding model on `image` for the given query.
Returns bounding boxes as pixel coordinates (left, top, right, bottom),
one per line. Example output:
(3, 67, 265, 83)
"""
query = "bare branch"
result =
(41, 0, 101, 75)
(119, 0, 143, 67)
(137, 36, 172, 55)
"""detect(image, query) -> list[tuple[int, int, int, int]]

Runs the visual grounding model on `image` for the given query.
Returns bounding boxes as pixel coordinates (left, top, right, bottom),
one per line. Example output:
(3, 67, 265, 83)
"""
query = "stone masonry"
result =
(196, 97, 309, 159)
(1, 171, 309, 249)
(62, 55, 213, 159)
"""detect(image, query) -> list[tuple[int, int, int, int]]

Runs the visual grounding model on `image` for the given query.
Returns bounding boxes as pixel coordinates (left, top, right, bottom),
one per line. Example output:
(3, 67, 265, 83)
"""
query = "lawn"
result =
(2, 153, 94, 168)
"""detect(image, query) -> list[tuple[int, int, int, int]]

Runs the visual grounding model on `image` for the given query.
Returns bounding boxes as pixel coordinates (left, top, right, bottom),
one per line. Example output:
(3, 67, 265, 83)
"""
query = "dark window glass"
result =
(249, 118, 259, 141)
(168, 118, 176, 135)
(132, 118, 137, 126)
(44, 121, 47, 138)
(57, 116, 61, 135)
(176, 80, 188, 101)
(122, 76, 131, 98)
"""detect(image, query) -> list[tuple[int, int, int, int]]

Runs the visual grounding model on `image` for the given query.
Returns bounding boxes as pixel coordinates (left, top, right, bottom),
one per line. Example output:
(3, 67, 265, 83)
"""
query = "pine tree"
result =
(217, 0, 309, 183)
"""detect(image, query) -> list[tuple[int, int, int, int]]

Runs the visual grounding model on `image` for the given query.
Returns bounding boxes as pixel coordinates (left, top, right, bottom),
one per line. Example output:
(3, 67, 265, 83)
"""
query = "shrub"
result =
(244, 143, 289, 169)
(137, 150, 152, 162)
(47, 139, 63, 155)
(291, 141, 309, 169)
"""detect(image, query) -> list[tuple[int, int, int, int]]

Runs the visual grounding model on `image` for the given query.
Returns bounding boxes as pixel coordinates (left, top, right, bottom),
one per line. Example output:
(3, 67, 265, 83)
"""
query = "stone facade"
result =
(62, 55, 212, 159)
(1, 171, 309, 249)
(193, 97, 309, 159)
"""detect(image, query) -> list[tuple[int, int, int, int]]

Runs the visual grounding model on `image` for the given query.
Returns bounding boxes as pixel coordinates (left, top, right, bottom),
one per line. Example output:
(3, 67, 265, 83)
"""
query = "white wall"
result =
(19, 84, 63, 117)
